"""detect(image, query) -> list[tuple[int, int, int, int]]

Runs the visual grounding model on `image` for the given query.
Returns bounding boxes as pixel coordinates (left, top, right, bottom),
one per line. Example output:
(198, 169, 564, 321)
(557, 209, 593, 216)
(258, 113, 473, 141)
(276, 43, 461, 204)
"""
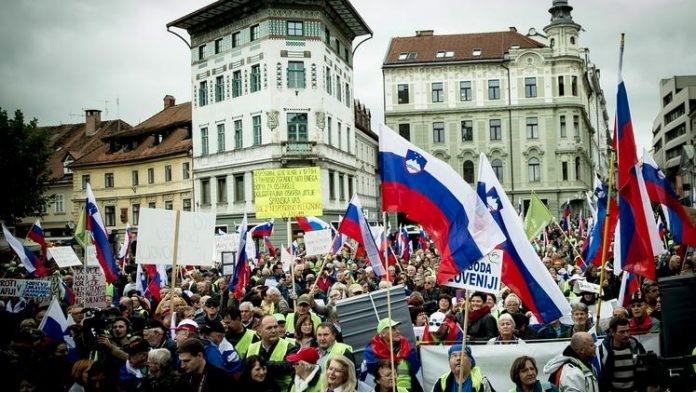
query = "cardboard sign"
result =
(73, 267, 107, 308)
(221, 251, 236, 275)
(445, 250, 503, 294)
(48, 246, 83, 268)
(214, 234, 239, 262)
(136, 208, 216, 266)
(576, 280, 601, 294)
(0, 278, 52, 298)
(303, 228, 332, 257)
(253, 167, 323, 218)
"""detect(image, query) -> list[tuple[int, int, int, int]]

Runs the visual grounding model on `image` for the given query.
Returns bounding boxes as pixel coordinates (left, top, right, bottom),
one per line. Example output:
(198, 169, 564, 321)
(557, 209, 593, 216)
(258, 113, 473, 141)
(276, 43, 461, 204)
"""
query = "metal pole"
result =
(457, 290, 471, 392)
(383, 211, 396, 392)
(596, 151, 615, 323)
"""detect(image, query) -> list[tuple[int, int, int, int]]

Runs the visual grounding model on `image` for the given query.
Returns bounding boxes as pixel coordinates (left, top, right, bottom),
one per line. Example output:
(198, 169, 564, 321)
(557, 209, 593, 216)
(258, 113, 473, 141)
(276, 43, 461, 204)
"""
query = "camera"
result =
(635, 351, 696, 391)
(81, 307, 120, 350)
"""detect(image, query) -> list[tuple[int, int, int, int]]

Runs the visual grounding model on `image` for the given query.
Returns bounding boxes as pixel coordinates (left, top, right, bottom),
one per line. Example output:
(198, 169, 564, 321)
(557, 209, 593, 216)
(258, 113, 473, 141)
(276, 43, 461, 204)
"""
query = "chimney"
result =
(416, 30, 434, 37)
(509, 26, 517, 32)
(163, 95, 176, 109)
(85, 109, 101, 136)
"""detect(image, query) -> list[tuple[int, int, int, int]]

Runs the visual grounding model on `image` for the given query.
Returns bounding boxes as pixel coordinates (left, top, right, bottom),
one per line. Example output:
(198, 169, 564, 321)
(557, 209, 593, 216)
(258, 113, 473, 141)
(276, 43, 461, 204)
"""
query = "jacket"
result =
(179, 363, 233, 392)
(597, 335, 645, 391)
(432, 367, 492, 392)
(543, 346, 597, 392)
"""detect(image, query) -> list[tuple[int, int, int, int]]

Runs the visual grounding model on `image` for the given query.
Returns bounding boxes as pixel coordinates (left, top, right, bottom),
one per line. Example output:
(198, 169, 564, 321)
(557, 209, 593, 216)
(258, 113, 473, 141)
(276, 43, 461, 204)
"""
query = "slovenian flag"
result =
(2, 223, 42, 275)
(85, 183, 119, 283)
(250, 219, 274, 238)
(338, 195, 385, 277)
(117, 223, 133, 263)
(39, 297, 73, 347)
(398, 226, 411, 262)
(26, 219, 49, 276)
(228, 213, 251, 299)
(580, 181, 618, 271)
(379, 123, 504, 283)
(263, 236, 277, 257)
(296, 216, 332, 232)
(561, 200, 572, 235)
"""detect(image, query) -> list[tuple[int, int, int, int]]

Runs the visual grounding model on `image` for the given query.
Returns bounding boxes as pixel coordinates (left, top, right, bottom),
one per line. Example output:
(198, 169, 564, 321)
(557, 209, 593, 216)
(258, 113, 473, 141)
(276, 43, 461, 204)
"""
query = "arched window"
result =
(570, 36, 576, 45)
(463, 160, 475, 183)
(550, 38, 555, 48)
(491, 159, 503, 181)
(528, 157, 541, 182)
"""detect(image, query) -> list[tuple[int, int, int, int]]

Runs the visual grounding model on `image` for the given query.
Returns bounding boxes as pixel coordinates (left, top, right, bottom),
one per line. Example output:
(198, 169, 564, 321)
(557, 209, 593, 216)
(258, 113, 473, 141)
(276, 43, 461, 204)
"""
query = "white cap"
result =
(428, 311, 446, 333)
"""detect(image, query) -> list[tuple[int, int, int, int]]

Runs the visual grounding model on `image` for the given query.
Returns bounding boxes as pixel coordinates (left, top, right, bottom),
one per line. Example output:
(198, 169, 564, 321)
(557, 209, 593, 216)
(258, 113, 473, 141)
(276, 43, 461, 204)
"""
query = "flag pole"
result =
(170, 210, 180, 295)
(457, 289, 470, 392)
(552, 219, 587, 268)
(596, 140, 617, 323)
(382, 211, 396, 393)
(287, 218, 297, 311)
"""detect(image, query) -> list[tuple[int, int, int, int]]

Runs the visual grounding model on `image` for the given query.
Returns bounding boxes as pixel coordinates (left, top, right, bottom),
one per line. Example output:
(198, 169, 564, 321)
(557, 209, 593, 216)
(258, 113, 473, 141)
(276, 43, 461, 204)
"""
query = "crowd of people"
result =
(0, 221, 693, 391)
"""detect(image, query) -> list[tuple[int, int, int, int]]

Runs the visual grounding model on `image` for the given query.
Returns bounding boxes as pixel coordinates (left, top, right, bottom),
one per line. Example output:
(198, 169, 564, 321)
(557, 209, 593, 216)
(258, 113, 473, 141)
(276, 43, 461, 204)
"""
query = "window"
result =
(571, 76, 578, 96)
(148, 168, 155, 184)
(182, 162, 190, 179)
(573, 115, 580, 137)
(82, 175, 90, 190)
(346, 127, 351, 153)
(287, 113, 308, 141)
(397, 52, 416, 60)
(183, 199, 191, 212)
(287, 21, 303, 36)
(327, 116, 333, 145)
(201, 127, 209, 155)
(397, 84, 409, 104)
(338, 121, 342, 150)
(164, 200, 173, 210)
(104, 173, 114, 188)
(666, 123, 686, 143)
(201, 178, 211, 205)
(215, 76, 224, 102)
(472, 48, 482, 56)
(329, 170, 336, 200)
(488, 80, 500, 100)
(399, 123, 410, 141)
(461, 120, 473, 141)
(463, 161, 475, 183)
(558, 76, 565, 96)
(432, 82, 444, 102)
(550, 38, 555, 48)
(325, 67, 332, 94)
(234, 174, 245, 202)
(526, 117, 539, 139)
(562, 162, 568, 181)
(54, 194, 64, 213)
(525, 77, 537, 98)
(214, 38, 222, 54)
(575, 157, 581, 181)
(199, 81, 208, 106)
(104, 206, 116, 227)
(491, 159, 503, 181)
(234, 120, 243, 149)
(489, 119, 502, 141)
(217, 176, 227, 203)
(664, 103, 685, 124)
(131, 170, 139, 186)
(663, 93, 673, 107)
(528, 158, 541, 182)
(339, 173, 345, 200)
(198, 44, 205, 60)
(252, 115, 262, 146)
(217, 124, 225, 152)
(250, 24, 259, 41)
(570, 36, 575, 45)
(287, 61, 306, 88)
(132, 204, 140, 225)
(345, 83, 350, 107)
(435, 50, 454, 58)
(334, 38, 341, 54)
(460, 81, 472, 101)
(250, 65, 261, 92)
(335, 76, 342, 103)
(433, 122, 445, 143)
(165, 165, 172, 182)
(560, 116, 567, 138)
(232, 71, 242, 97)
(348, 175, 354, 199)
(324, 26, 331, 45)
(232, 32, 240, 48)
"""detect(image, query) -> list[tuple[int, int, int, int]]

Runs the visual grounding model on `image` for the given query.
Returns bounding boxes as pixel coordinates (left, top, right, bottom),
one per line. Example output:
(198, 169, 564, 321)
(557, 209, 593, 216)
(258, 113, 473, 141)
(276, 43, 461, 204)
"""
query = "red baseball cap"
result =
(286, 347, 319, 364)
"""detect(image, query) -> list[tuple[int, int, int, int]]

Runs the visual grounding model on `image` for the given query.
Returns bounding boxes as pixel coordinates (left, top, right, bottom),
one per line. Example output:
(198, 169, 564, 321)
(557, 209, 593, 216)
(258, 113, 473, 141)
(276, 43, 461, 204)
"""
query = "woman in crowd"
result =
(321, 355, 357, 392)
(437, 294, 453, 315)
(461, 292, 498, 341)
(287, 347, 322, 392)
(509, 356, 556, 392)
(239, 355, 277, 391)
(487, 313, 525, 345)
(295, 313, 318, 348)
(144, 348, 178, 391)
(68, 359, 93, 392)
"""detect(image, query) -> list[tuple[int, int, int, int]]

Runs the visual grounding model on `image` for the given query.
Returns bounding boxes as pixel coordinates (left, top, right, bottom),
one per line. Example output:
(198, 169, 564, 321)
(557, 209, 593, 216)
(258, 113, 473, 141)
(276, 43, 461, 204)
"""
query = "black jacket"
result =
(468, 314, 498, 342)
(179, 363, 233, 392)
(597, 335, 645, 391)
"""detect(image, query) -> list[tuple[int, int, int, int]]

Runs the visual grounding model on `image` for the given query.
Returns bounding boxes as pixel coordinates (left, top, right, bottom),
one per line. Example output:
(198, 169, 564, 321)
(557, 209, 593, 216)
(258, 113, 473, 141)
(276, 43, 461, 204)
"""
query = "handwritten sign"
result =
(0, 279, 52, 298)
(215, 234, 239, 262)
(445, 250, 503, 294)
(576, 280, 601, 294)
(303, 229, 333, 257)
(253, 167, 323, 218)
(73, 267, 107, 308)
(48, 246, 83, 268)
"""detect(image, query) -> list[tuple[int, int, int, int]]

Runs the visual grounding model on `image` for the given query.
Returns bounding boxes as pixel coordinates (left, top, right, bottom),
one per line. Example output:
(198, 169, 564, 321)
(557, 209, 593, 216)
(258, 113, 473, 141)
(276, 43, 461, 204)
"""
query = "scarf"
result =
(468, 305, 491, 324)
(370, 335, 413, 364)
(629, 316, 652, 334)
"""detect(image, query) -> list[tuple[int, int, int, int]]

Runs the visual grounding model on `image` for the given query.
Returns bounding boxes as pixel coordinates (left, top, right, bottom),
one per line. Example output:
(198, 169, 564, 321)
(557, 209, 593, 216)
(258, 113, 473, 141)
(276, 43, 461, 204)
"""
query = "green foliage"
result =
(0, 108, 52, 224)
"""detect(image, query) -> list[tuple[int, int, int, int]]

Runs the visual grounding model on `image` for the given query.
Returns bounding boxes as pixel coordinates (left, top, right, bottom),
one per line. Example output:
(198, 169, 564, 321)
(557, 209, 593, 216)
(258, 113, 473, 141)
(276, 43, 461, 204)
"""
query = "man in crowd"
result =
(246, 314, 298, 391)
(117, 337, 150, 391)
(421, 311, 463, 344)
(432, 344, 493, 392)
(195, 296, 222, 326)
(239, 301, 258, 330)
(200, 320, 243, 377)
(598, 316, 646, 391)
(543, 332, 598, 391)
(221, 306, 259, 359)
(628, 291, 661, 334)
(142, 318, 176, 359)
(285, 294, 321, 335)
(178, 337, 232, 391)
(315, 322, 354, 369)
(361, 318, 421, 391)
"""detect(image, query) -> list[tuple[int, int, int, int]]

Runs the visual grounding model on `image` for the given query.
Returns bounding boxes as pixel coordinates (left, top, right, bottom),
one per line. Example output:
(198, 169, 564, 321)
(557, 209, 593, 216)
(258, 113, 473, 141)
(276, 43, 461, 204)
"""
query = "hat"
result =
(428, 311, 446, 333)
(448, 344, 475, 366)
(143, 319, 166, 331)
(274, 313, 287, 324)
(297, 294, 312, 306)
(126, 338, 150, 355)
(630, 291, 645, 304)
(285, 347, 320, 364)
(175, 319, 199, 332)
(376, 318, 401, 333)
(201, 320, 225, 334)
(204, 297, 220, 307)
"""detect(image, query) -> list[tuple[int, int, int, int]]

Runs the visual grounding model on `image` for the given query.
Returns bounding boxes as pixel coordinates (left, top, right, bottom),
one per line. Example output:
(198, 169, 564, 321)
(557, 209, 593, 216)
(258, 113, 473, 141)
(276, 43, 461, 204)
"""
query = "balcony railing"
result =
(282, 141, 315, 156)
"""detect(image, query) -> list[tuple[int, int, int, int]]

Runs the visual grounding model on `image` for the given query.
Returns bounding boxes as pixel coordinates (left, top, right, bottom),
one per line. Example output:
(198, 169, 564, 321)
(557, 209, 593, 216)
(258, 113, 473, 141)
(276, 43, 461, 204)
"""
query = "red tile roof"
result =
(383, 31, 545, 66)
(107, 101, 191, 140)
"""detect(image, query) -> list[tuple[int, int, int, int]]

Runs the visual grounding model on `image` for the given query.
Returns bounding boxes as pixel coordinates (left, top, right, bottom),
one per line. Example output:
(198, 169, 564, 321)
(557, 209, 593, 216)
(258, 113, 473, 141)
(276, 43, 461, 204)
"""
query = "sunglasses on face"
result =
(429, 321, 442, 327)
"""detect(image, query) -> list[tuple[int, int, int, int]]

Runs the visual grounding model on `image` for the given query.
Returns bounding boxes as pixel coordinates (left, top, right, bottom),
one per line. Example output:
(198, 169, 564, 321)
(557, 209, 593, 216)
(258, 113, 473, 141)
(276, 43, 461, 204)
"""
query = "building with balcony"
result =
(382, 0, 608, 214)
(354, 100, 380, 222)
(167, 0, 375, 241)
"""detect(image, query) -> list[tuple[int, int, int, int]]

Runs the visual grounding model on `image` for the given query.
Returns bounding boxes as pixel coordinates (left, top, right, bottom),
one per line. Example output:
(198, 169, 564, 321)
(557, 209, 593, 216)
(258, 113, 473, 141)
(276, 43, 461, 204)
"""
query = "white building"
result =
(167, 0, 374, 241)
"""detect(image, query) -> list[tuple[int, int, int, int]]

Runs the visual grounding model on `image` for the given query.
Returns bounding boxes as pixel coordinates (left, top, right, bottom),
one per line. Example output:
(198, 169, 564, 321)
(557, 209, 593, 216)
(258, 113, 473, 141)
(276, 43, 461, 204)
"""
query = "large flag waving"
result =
(26, 219, 49, 277)
(74, 205, 91, 249)
(296, 216, 332, 232)
(477, 153, 570, 323)
(85, 183, 119, 283)
(228, 213, 250, 299)
(524, 193, 553, 240)
(39, 297, 73, 347)
(250, 219, 274, 238)
(2, 223, 40, 275)
(379, 124, 504, 283)
(580, 181, 618, 271)
(338, 195, 385, 277)
(641, 149, 696, 246)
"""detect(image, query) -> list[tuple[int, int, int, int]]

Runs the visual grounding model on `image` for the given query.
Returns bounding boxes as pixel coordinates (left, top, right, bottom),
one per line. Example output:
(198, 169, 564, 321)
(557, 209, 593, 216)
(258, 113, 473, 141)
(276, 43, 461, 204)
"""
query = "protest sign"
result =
(445, 250, 503, 294)
(214, 234, 239, 263)
(576, 279, 601, 294)
(280, 244, 292, 272)
(221, 251, 236, 275)
(48, 246, 83, 268)
(0, 278, 51, 298)
(73, 267, 107, 308)
(253, 167, 322, 218)
(136, 208, 216, 266)
(303, 228, 332, 257)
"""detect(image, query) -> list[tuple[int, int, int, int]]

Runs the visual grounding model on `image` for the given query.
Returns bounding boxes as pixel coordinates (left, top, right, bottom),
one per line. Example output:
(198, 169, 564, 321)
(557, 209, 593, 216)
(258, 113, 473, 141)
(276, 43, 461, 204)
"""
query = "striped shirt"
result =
(611, 346, 635, 391)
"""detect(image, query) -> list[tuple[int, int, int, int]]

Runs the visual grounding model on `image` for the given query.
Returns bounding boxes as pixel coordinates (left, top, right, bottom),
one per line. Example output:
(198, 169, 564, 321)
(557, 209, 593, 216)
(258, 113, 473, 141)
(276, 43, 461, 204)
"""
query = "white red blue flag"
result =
(418, 226, 429, 250)
(228, 213, 250, 299)
(85, 183, 119, 283)
(250, 219, 274, 238)
(580, 181, 618, 271)
(39, 297, 73, 347)
(296, 216, 332, 232)
(117, 223, 133, 263)
(379, 123, 504, 283)
(263, 236, 277, 257)
(338, 195, 385, 277)
(25, 219, 49, 277)
(330, 215, 347, 254)
(561, 199, 572, 234)
(397, 226, 411, 262)
(618, 271, 640, 308)
(477, 153, 570, 323)
(3, 223, 41, 275)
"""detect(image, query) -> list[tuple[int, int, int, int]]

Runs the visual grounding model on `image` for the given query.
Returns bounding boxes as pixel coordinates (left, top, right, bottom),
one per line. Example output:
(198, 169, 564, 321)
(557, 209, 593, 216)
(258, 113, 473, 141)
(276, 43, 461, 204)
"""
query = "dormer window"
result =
(398, 52, 417, 61)
(153, 133, 163, 146)
(63, 155, 74, 175)
(436, 51, 454, 58)
(472, 48, 482, 56)
(510, 44, 520, 50)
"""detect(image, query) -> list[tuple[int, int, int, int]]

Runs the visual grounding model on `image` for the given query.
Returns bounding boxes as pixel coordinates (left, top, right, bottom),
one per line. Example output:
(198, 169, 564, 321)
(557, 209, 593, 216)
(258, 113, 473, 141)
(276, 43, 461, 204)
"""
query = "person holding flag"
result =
(228, 213, 251, 300)
(26, 219, 49, 276)
(338, 194, 385, 278)
(2, 223, 44, 277)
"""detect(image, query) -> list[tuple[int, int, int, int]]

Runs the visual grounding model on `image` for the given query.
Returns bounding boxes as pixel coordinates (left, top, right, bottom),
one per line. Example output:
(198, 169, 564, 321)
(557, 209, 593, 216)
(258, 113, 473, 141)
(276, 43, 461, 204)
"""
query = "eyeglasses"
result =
(429, 321, 442, 327)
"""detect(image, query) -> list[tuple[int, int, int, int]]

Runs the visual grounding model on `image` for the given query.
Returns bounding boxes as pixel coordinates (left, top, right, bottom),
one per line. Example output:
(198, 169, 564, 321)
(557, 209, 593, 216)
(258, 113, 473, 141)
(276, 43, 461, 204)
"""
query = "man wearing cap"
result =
(201, 320, 243, 378)
(316, 322, 354, 370)
(288, 347, 322, 392)
(432, 344, 492, 392)
(174, 318, 200, 348)
(628, 291, 660, 335)
(361, 318, 422, 392)
(275, 313, 291, 340)
(117, 338, 150, 391)
(143, 319, 176, 359)
(285, 294, 322, 335)
(247, 315, 299, 391)
(195, 297, 222, 326)
(221, 306, 259, 359)
(421, 312, 463, 345)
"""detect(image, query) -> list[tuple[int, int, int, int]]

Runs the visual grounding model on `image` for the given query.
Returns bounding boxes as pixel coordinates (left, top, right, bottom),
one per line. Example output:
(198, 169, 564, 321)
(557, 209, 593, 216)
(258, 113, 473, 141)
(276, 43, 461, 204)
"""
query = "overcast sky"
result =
(1, 0, 695, 154)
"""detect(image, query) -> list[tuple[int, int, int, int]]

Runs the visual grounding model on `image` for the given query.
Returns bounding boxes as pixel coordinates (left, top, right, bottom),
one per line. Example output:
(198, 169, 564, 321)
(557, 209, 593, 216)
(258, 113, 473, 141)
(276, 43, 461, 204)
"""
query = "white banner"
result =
(0, 278, 52, 298)
(445, 250, 503, 294)
(73, 267, 107, 308)
(48, 246, 83, 268)
(303, 228, 332, 257)
(214, 234, 239, 262)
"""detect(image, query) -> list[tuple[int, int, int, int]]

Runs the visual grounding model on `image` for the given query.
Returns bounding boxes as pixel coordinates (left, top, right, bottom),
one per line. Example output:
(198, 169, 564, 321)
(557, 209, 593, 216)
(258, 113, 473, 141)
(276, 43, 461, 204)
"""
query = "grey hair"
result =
(498, 313, 516, 328)
(239, 301, 253, 310)
(571, 302, 589, 313)
(266, 287, 281, 297)
(148, 348, 171, 368)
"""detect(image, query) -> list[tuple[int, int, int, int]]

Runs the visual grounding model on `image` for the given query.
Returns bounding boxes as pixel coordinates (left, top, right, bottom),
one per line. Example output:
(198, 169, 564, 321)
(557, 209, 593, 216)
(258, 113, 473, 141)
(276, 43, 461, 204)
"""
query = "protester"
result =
(315, 322, 354, 370)
(597, 316, 646, 391)
(117, 337, 150, 391)
(487, 313, 525, 344)
(543, 332, 598, 391)
(459, 292, 498, 341)
(239, 355, 278, 391)
(509, 356, 556, 392)
(246, 315, 298, 391)
(200, 320, 243, 377)
(361, 318, 422, 391)
(177, 337, 232, 391)
(68, 359, 93, 392)
(221, 306, 259, 359)
(421, 311, 463, 344)
(322, 354, 357, 392)
(432, 344, 493, 392)
(288, 347, 322, 392)
(628, 291, 660, 334)
(286, 294, 322, 335)
(143, 348, 178, 391)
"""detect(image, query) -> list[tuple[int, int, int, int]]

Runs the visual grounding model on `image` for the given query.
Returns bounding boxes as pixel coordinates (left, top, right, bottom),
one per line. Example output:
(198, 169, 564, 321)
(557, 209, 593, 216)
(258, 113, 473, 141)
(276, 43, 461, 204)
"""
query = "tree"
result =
(0, 108, 52, 224)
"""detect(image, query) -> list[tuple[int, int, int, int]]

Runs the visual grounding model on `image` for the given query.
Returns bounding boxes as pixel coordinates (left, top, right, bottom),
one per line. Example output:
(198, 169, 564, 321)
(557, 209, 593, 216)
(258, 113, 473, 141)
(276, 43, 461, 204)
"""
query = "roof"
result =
(107, 102, 191, 140)
(383, 30, 545, 66)
(41, 120, 131, 181)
